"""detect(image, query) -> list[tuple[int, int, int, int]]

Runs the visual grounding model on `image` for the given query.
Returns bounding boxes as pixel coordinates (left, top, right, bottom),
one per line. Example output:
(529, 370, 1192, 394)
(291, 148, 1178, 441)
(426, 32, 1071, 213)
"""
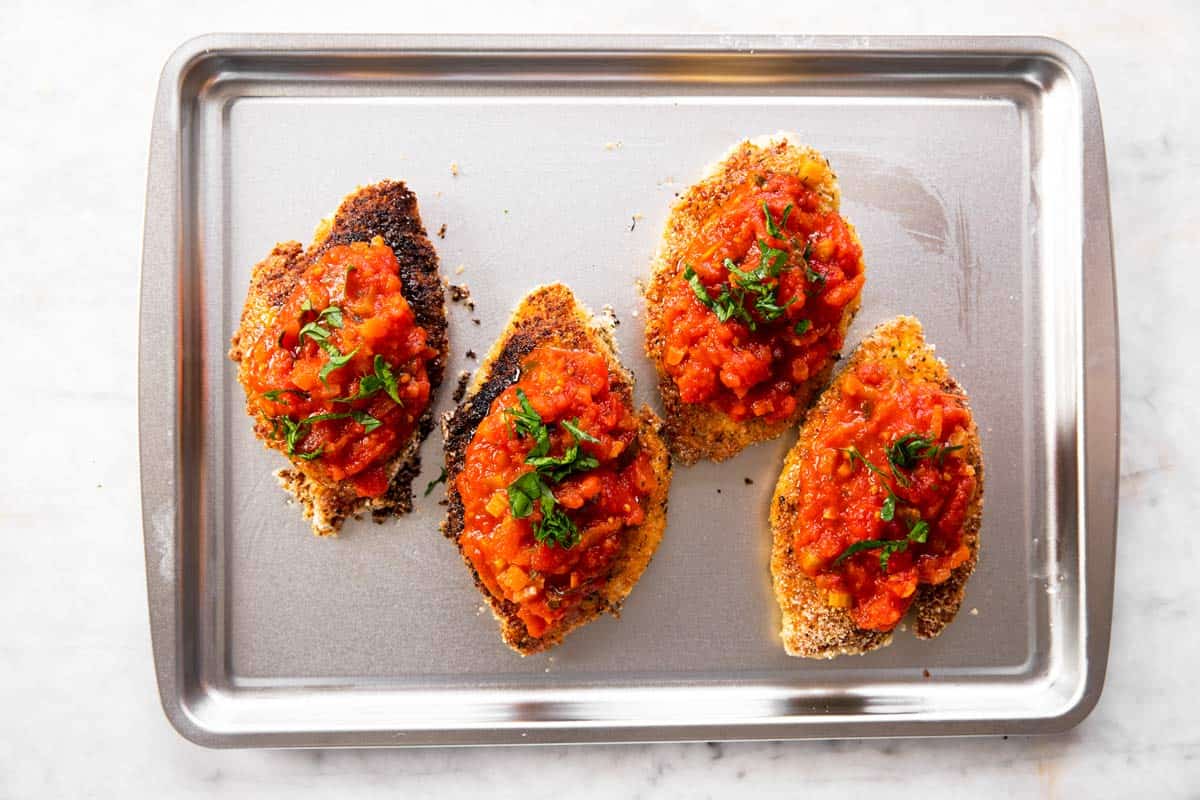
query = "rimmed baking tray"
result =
(139, 34, 1118, 747)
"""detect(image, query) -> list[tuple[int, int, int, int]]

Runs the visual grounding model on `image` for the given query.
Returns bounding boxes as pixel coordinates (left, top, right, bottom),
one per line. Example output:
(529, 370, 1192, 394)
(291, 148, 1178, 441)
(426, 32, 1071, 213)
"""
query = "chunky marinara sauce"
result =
(659, 173, 865, 421)
(795, 361, 977, 631)
(243, 236, 436, 498)
(455, 346, 657, 638)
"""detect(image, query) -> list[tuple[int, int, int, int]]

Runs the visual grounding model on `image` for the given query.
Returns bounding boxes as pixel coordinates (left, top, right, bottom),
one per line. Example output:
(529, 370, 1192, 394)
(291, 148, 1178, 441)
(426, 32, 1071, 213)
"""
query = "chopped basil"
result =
(535, 503, 580, 549)
(298, 319, 331, 345)
(832, 517, 931, 573)
(561, 418, 599, 444)
(794, 319, 812, 335)
(683, 264, 713, 306)
(335, 355, 403, 406)
(271, 409, 379, 460)
(506, 471, 545, 519)
(681, 236, 797, 330)
(887, 432, 963, 472)
(317, 346, 359, 385)
(880, 493, 896, 522)
(320, 306, 343, 329)
(504, 388, 551, 457)
(424, 467, 448, 497)
(502, 391, 603, 548)
(526, 445, 599, 484)
(762, 201, 794, 239)
(805, 263, 825, 288)
(296, 305, 356, 385)
(841, 446, 901, 521)
(262, 388, 310, 402)
(352, 410, 382, 434)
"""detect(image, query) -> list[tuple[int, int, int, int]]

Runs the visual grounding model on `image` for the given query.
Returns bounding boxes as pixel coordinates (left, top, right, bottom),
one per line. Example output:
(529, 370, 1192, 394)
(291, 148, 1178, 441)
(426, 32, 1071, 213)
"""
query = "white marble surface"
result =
(2, 0, 1197, 796)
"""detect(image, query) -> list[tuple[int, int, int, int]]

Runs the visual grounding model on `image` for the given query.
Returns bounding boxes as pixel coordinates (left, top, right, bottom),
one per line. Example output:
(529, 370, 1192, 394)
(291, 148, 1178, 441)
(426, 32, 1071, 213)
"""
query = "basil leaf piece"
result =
(794, 319, 812, 335)
(351, 410, 382, 434)
(683, 265, 712, 307)
(262, 388, 309, 402)
(887, 432, 963, 472)
(318, 346, 359, 385)
(841, 446, 903, 521)
(504, 388, 551, 458)
(334, 355, 403, 406)
(298, 320, 330, 345)
(880, 493, 896, 522)
(762, 201, 794, 239)
(507, 471, 545, 519)
(535, 503, 581, 549)
(424, 468, 447, 497)
(320, 306, 343, 329)
(831, 517, 932, 573)
(805, 263, 825, 288)
(561, 418, 599, 444)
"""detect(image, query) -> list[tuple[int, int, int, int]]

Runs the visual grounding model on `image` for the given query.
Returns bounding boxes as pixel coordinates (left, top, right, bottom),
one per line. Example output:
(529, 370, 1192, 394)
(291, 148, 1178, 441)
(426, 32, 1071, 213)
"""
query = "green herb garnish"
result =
(887, 432, 963, 471)
(561, 418, 599, 444)
(502, 396, 601, 548)
(536, 503, 580, 549)
(504, 388, 551, 457)
(682, 241, 797, 332)
(683, 265, 746, 326)
(317, 347, 359, 385)
(840, 446, 900, 521)
(271, 409, 380, 460)
(335, 355, 403, 405)
(507, 471, 549, 520)
(262, 388, 310, 402)
(762, 201, 793, 239)
(794, 319, 812, 335)
(296, 305, 356, 385)
(424, 467, 447, 497)
(832, 518, 930, 573)
(805, 263, 825, 288)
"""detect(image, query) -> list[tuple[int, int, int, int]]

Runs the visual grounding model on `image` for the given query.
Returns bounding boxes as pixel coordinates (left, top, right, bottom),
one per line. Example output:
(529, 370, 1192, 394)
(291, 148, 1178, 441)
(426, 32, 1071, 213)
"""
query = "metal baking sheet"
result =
(139, 34, 1118, 746)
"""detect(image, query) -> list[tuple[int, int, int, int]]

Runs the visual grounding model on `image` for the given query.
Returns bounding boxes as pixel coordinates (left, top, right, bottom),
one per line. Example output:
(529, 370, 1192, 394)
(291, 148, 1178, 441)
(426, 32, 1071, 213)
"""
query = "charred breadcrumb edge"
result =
(769, 315, 984, 657)
(441, 284, 672, 655)
(229, 180, 447, 536)
(642, 133, 865, 464)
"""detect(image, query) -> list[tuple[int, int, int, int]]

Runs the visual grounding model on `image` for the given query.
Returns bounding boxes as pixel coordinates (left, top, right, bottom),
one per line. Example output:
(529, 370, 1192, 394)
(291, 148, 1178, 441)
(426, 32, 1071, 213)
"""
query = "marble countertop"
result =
(3, 0, 1196, 796)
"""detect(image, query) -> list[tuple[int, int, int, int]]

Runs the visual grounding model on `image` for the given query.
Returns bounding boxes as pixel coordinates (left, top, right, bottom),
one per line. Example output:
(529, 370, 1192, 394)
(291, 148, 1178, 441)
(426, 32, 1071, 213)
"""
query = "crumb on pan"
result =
(452, 371, 471, 403)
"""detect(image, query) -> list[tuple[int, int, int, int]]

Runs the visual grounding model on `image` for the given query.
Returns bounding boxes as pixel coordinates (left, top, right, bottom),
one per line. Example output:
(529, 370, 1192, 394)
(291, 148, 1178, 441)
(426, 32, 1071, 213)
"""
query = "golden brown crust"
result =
(228, 180, 447, 535)
(643, 133, 864, 464)
(769, 316, 984, 658)
(441, 284, 672, 655)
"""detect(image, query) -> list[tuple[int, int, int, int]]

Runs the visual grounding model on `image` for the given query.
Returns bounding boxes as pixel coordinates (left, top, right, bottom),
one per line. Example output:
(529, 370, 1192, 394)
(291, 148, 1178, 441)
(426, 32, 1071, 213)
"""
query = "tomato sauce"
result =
(454, 346, 657, 638)
(242, 237, 436, 497)
(658, 173, 865, 421)
(794, 361, 977, 631)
